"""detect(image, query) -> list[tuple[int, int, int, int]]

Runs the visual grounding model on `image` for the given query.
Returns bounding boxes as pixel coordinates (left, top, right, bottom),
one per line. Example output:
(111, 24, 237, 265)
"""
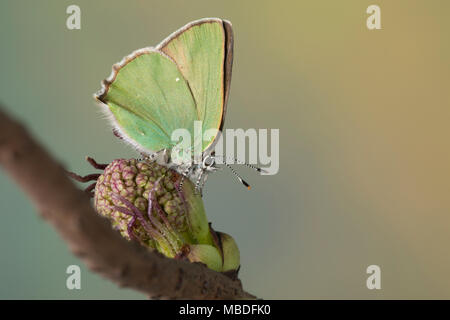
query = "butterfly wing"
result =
(157, 18, 234, 154)
(95, 49, 198, 154)
(95, 18, 233, 156)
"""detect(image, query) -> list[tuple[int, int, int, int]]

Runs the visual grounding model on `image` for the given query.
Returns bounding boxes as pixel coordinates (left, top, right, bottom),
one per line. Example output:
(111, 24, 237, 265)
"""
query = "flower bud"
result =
(93, 158, 217, 266)
(218, 232, 240, 272)
(186, 244, 223, 272)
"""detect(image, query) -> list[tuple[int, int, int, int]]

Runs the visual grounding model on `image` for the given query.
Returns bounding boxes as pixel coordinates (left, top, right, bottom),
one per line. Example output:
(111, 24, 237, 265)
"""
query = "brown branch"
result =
(0, 107, 256, 300)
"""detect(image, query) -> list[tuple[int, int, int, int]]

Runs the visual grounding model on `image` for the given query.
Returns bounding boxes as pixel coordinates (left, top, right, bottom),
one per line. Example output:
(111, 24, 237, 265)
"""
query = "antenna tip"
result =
(241, 180, 251, 189)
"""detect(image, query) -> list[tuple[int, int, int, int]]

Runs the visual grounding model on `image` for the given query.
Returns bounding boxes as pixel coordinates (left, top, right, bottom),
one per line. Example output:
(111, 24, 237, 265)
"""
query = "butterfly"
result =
(94, 18, 261, 194)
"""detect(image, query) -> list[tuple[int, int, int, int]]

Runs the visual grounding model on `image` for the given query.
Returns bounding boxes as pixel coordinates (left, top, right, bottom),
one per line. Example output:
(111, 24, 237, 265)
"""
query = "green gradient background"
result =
(0, 0, 449, 299)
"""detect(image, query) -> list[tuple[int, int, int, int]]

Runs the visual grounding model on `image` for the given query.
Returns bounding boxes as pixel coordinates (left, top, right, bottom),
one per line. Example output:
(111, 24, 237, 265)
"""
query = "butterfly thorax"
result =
(149, 149, 219, 195)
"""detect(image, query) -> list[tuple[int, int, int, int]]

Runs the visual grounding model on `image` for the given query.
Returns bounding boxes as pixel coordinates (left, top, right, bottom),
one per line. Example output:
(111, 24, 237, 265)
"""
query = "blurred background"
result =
(0, 0, 449, 299)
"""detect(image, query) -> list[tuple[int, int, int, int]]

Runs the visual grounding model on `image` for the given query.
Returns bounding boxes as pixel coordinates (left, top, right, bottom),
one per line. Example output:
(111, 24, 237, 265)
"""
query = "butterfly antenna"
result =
(225, 163, 251, 190)
(215, 156, 267, 174)
(239, 161, 267, 174)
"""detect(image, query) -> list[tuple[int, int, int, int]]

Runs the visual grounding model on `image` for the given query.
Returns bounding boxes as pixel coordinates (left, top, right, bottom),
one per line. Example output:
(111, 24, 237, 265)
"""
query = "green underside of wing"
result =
(104, 52, 198, 152)
(160, 21, 225, 150)
(108, 101, 172, 152)
(101, 21, 226, 153)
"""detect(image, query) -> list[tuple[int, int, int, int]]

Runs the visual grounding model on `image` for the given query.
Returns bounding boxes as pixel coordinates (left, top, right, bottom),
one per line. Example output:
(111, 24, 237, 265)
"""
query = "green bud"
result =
(218, 232, 240, 272)
(187, 244, 223, 272)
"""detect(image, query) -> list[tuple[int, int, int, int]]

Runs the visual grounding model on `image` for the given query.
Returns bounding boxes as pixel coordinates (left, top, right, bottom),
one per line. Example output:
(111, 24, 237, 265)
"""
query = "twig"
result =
(0, 107, 256, 300)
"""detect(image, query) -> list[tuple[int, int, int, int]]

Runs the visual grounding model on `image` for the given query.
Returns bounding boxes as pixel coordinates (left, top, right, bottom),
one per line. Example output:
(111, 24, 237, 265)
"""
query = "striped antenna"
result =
(214, 155, 267, 174)
(225, 163, 251, 190)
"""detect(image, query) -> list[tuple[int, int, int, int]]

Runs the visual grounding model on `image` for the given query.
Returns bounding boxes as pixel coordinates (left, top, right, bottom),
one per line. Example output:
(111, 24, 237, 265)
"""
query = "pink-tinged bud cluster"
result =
(89, 157, 240, 272)
(94, 159, 188, 246)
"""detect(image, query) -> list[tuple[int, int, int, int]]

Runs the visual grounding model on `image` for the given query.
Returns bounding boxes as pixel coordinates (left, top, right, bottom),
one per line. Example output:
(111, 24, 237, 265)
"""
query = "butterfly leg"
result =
(198, 173, 209, 195)
(86, 156, 108, 170)
(178, 162, 194, 190)
(179, 173, 187, 190)
(66, 172, 100, 183)
(67, 160, 105, 197)
(174, 176, 189, 217)
(84, 182, 96, 198)
(194, 170, 204, 196)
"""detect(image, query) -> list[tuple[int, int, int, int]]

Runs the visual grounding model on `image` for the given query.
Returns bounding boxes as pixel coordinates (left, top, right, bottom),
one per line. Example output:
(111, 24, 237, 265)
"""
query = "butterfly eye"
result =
(203, 155, 215, 167)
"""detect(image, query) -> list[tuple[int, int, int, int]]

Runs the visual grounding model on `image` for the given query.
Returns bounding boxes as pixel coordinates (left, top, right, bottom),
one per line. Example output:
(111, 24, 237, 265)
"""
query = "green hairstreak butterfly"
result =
(95, 18, 261, 193)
